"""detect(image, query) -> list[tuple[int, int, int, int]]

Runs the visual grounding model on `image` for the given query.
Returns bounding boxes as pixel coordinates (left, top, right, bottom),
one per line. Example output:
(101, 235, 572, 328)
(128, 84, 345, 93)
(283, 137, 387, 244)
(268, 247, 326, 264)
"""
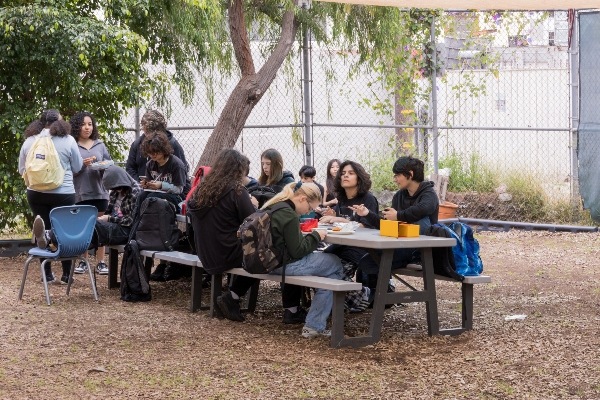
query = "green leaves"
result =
(0, 3, 149, 228)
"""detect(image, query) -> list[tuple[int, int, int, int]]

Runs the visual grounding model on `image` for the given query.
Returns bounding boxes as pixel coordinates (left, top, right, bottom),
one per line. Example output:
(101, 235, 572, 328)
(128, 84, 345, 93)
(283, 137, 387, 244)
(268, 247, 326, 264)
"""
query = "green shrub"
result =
(504, 173, 548, 222)
(439, 152, 498, 192)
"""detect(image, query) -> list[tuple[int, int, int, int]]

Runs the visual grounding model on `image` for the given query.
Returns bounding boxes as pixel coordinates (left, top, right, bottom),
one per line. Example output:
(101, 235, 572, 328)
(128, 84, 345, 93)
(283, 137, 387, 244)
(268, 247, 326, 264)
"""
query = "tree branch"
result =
(229, 0, 255, 76)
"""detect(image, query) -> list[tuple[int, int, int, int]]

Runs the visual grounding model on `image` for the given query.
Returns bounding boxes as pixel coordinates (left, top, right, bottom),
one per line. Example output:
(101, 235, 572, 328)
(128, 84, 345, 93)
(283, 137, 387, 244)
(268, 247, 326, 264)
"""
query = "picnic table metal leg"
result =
(368, 249, 394, 343)
(210, 273, 223, 317)
(246, 279, 260, 313)
(330, 291, 346, 348)
(331, 250, 395, 348)
(190, 265, 202, 312)
(420, 247, 440, 336)
(462, 283, 473, 330)
(108, 247, 119, 289)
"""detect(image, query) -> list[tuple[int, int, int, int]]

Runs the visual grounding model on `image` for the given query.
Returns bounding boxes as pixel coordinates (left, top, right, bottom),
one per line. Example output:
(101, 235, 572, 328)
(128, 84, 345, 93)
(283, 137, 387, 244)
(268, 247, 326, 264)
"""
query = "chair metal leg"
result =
(87, 259, 99, 301)
(40, 260, 52, 306)
(18, 256, 35, 301)
(66, 257, 75, 295)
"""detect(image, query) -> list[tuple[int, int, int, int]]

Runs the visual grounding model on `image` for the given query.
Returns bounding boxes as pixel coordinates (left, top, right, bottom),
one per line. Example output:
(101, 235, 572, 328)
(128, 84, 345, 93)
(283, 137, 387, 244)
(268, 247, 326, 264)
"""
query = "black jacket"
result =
(364, 181, 439, 228)
(126, 130, 189, 181)
(188, 188, 256, 274)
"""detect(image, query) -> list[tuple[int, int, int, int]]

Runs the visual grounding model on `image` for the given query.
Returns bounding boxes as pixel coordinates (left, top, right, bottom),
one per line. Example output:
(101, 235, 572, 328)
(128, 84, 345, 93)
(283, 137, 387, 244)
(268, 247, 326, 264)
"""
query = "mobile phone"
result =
(139, 176, 147, 181)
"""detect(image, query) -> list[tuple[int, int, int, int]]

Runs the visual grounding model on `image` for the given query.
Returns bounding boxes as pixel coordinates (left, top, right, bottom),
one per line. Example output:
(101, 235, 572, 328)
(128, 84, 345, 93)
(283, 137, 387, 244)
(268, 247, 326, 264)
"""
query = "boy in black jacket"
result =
(356, 156, 439, 268)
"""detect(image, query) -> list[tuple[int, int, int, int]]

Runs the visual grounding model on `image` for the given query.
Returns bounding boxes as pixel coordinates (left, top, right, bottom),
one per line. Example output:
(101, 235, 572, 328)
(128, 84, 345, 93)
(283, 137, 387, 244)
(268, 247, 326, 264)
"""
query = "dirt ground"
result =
(1, 230, 599, 400)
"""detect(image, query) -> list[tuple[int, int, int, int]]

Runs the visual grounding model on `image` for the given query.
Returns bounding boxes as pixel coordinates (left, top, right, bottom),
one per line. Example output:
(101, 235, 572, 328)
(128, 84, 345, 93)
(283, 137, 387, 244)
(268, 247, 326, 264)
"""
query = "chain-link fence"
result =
(122, 10, 596, 226)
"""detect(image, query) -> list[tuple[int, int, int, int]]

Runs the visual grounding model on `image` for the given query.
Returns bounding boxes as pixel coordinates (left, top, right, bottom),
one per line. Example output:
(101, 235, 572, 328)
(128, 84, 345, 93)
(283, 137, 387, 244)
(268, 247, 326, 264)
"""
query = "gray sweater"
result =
(73, 140, 111, 202)
(18, 129, 83, 194)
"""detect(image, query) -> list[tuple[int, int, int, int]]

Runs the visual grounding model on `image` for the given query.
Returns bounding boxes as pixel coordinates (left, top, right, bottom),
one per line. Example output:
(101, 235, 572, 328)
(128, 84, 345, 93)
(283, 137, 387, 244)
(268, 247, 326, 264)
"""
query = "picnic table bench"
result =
(104, 222, 491, 348)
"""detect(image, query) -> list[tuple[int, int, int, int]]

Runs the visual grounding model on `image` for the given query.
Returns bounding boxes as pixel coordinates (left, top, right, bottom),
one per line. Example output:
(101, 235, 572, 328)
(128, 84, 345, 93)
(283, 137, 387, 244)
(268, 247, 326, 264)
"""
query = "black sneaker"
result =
(216, 292, 245, 322)
(60, 275, 71, 285)
(150, 263, 167, 281)
(163, 263, 181, 281)
(282, 307, 307, 324)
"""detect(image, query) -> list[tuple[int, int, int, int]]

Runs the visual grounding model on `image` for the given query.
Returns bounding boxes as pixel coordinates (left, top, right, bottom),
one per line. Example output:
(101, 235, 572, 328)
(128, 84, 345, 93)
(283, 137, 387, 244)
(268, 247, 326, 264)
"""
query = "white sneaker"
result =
(301, 326, 332, 338)
(32, 215, 47, 249)
(96, 262, 109, 275)
(74, 261, 88, 274)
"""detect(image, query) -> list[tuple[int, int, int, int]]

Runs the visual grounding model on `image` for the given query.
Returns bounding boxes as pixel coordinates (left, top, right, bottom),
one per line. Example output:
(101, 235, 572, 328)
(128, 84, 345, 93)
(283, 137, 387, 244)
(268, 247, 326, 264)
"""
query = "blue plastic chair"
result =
(18, 205, 99, 305)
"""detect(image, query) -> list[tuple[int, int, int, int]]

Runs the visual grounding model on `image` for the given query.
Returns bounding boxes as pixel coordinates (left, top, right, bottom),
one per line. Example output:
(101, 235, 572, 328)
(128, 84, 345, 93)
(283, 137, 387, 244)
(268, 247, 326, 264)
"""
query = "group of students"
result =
(188, 148, 440, 338)
(20, 108, 189, 284)
(20, 109, 439, 338)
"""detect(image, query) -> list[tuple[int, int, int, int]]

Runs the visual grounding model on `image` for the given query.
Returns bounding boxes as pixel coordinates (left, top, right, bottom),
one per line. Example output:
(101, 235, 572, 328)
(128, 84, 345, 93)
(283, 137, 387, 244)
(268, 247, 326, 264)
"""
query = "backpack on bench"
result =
(238, 203, 288, 274)
(134, 197, 180, 251)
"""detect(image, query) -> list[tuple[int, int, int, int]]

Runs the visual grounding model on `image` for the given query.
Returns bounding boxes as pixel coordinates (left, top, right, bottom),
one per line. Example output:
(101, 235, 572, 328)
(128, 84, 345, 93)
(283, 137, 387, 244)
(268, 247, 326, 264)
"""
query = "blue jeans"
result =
(271, 252, 343, 332)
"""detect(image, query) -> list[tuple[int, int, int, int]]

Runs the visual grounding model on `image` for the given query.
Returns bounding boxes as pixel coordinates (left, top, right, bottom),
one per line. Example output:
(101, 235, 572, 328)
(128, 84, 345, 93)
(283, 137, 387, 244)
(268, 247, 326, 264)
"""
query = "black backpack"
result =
(134, 197, 180, 251)
(238, 202, 288, 275)
(247, 186, 277, 208)
(425, 224, 464, 281)
(120, 239, 152, 302)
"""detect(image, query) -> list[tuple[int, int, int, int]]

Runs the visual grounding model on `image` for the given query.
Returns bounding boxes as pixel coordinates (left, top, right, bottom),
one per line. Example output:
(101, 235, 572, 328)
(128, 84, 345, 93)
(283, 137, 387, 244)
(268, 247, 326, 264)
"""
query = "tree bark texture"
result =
(196, 0, 299, 169)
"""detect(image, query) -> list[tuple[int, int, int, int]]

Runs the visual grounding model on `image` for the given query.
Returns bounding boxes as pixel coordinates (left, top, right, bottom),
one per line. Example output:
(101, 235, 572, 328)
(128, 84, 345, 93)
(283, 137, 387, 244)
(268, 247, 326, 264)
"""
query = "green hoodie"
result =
(267, 200, 321, 265)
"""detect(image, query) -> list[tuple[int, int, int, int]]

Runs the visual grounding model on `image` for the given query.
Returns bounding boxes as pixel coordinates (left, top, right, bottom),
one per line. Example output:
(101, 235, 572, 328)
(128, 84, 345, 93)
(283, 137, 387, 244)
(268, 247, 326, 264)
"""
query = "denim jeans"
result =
(271, 252, 343, 332)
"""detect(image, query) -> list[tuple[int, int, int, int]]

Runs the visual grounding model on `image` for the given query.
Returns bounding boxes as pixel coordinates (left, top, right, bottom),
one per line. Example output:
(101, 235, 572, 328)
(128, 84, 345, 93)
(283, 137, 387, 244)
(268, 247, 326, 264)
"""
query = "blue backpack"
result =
(446, 222, 483, 276)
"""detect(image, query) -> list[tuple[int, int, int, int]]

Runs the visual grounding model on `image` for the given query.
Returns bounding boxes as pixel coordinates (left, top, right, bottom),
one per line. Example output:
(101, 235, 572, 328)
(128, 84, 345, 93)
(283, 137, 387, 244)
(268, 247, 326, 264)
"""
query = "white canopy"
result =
(316, 0, 600, 10)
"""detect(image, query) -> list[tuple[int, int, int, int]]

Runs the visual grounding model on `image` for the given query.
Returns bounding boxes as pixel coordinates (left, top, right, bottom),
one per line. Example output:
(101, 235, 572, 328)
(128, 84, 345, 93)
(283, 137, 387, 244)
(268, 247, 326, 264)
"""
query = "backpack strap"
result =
(264, 201, 291, 285)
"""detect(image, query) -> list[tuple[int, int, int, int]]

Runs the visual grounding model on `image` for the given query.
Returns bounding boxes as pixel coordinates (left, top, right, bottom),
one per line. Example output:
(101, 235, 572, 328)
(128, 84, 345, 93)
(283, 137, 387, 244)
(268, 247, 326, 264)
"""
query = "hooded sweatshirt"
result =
(364, 181, 439, 229)
(188, 187, 256, 274)
(102, 166, 142, 227)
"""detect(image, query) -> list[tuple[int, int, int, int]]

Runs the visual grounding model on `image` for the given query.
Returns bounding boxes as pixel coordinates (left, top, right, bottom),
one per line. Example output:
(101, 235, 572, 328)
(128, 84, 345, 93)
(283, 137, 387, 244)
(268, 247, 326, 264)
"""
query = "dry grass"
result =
(1, 231, 599, 399)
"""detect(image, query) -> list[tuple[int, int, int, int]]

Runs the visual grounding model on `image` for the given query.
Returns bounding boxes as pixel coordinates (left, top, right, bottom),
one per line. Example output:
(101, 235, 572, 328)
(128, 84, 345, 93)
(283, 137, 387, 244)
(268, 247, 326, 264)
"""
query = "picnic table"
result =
(324, 228, 455, 348)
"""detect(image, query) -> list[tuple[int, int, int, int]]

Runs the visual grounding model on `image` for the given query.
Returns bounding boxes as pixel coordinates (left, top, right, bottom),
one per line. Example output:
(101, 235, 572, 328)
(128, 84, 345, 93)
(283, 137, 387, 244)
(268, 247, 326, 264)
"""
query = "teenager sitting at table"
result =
(263, 181, 344, 338)
(187, 149, 305, 325)
(318, 160, 378, 310)
(353, 156, 439, 269)
(136, 131, 189, 281)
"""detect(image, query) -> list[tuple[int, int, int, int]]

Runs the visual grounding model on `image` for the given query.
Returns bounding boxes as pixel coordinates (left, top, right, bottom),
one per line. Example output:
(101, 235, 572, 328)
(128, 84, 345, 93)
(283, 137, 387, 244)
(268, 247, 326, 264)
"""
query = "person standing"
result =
(70, 111, 112, 275)
(19, 110, 83, 284)
(125, 110, 189, 187)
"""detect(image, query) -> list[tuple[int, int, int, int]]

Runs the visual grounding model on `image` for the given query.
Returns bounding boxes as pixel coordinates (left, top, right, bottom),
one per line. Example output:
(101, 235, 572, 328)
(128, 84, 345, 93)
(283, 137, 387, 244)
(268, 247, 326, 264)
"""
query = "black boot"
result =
(150, 263, 167, 281)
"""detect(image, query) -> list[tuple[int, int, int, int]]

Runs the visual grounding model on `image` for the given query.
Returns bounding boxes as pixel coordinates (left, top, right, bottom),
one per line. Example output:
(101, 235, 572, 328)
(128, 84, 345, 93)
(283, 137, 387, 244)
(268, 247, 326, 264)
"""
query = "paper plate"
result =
(89, 160, 114, 170)
(327, 230, 354, 235)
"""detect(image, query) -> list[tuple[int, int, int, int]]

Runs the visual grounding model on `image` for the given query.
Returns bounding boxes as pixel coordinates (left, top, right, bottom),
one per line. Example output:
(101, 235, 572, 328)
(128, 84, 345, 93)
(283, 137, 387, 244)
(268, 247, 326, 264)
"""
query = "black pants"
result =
(27, 190, 76, 276)
(92, 221, 131, 248)
(229, 275, 301, 308)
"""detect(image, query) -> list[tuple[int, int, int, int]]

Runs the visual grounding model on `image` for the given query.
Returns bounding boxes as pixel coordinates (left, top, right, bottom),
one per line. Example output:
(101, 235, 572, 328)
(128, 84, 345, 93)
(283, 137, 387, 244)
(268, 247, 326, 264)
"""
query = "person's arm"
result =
(355, 194, 379, 229)
(69, 138, 84, 174)
(282, 219, 320, 260)
(171, 139, 189, 173)
(125, 138, 141, 180)
(236, 189, 257, 221)
(396, 190, 439, 223)
(102, 143, 112, 161)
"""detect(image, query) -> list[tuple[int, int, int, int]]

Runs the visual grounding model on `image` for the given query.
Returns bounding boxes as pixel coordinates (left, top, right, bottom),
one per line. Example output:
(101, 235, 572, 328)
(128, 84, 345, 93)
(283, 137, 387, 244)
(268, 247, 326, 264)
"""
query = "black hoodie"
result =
(188, 188, 256, 274)
(365, 181, 439, 229)
(125, 130, 189, 181)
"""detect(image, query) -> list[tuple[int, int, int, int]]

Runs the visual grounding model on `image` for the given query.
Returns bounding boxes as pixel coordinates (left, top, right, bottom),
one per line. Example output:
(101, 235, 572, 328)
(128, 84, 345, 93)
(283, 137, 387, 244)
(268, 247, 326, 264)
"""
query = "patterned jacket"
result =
(106, 185, 142, 227)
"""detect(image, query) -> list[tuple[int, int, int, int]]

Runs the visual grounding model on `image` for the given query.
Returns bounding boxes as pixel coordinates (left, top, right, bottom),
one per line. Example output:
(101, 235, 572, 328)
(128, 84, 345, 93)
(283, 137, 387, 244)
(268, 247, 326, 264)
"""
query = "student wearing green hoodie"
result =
(262, 182, 345, 338)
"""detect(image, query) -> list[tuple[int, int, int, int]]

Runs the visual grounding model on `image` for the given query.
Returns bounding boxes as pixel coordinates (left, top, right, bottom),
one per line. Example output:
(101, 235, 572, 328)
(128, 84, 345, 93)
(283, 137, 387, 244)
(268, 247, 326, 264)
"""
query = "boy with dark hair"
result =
(298, 165, 324, 198)
(355, 156, 439, 268)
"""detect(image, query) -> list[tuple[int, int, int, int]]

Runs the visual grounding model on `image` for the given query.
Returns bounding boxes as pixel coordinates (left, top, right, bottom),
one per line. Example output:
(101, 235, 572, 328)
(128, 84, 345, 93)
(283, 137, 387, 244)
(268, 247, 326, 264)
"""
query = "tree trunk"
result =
(196, 0, 299, 169)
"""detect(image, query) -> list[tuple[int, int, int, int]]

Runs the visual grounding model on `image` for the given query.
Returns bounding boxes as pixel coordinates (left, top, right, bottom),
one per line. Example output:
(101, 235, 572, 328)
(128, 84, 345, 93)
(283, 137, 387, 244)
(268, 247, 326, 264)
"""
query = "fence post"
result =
(430, 14, 439, 174)
(134, 107, 141, 140)
(301, 0, 314, 167)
